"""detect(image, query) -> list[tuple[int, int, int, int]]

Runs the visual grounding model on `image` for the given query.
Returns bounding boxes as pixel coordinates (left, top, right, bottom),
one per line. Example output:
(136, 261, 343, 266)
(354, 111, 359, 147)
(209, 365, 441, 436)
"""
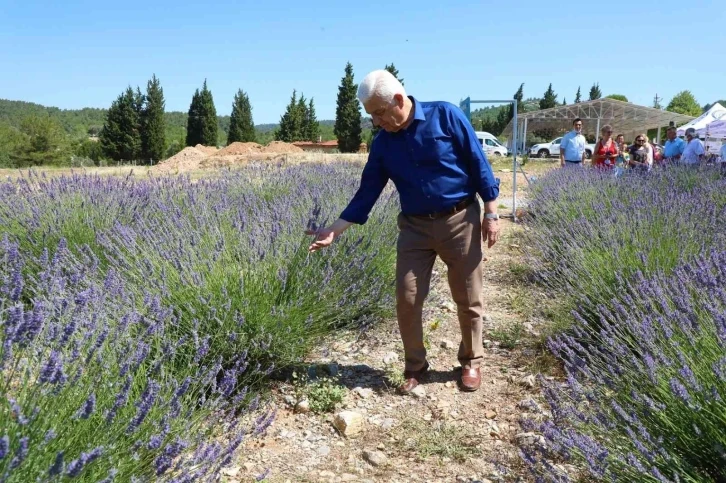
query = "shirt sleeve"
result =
(448, 106, 500, 202)
(339, 141, 390, 224)
(695, 141, 705, 156)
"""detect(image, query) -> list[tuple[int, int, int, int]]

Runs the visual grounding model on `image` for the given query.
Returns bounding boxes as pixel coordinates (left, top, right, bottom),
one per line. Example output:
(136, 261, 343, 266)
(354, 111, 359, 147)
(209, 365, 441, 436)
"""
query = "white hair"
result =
(357, 69, 406, 105)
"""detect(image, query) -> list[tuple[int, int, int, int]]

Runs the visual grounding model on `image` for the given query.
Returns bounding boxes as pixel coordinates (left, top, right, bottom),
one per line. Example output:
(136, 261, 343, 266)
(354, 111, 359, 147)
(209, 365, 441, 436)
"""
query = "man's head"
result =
(667, 127, 677, 140)
(572, 118, 583, 133)
(685, 127, 696, 140)
(616, 134, 624, 144)
(358, 70, 411, 132)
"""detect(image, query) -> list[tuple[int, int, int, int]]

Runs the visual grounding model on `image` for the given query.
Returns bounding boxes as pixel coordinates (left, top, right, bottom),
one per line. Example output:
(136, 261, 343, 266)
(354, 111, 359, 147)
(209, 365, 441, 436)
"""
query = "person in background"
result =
(306, 70, 500, 394)
(615, 134, 628, 166)
(592, 124, 618, 169)
(719, 142, 726, 175)
(681, 127, 705, 166)
(628, 134, 653, 171)
(560, 118, 587, 168)
(663, 127, 686, 163)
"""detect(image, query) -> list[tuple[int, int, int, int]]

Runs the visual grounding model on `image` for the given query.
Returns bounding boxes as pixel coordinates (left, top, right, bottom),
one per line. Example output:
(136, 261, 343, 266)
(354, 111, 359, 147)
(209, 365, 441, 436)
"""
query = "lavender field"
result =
(520, 166, 726, 482)
(0, 163, 399, 481)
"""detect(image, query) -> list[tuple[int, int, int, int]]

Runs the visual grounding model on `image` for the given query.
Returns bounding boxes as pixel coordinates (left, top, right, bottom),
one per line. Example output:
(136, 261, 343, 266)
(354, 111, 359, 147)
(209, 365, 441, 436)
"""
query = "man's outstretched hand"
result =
(305, 227, 336, 252)
(305, 218, 354, 252)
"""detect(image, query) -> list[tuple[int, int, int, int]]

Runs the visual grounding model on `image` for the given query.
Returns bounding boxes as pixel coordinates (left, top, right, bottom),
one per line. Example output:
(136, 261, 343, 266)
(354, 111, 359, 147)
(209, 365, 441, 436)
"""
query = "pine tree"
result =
(304, 98, 320, 142)
(562, 98, 567, 105)
(198, 80, 218, 146)
(275, 89, 305, 142)
(186, 88, 202, 146)
(141, 74, 166, 163)
(589, 83, 602, 101)
(227, 89, 255, 144)
(296, 93, 308, 140)
(384, 63, 404, 86)
(334, 63, 363, 153)
(100, 86, 142, 161)
(575, 87, 582, 103)
(539, 83, 558, 109)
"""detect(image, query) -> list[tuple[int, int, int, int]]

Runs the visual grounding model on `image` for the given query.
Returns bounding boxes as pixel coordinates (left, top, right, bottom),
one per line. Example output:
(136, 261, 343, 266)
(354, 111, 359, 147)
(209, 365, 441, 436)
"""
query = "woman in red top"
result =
(592, 124, 619, 169)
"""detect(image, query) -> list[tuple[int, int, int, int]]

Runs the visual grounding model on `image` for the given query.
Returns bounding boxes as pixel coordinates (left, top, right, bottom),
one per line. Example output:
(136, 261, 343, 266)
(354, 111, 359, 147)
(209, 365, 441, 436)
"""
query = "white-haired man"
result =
(305, 69, 500, 393)
(681, 127, 705, 165)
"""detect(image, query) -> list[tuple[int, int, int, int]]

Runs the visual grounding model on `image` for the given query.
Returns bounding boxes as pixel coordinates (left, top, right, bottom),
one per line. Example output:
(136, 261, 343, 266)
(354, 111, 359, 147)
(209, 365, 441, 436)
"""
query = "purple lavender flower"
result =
(0, 435, 8, 460)
(66, 446, 103, 477)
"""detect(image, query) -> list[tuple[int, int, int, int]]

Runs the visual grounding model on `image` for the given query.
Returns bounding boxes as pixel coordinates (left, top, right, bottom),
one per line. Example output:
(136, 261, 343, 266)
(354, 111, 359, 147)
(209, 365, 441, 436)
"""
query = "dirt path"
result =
(219, 159, 560, 483)
(225, 217, 555, 483)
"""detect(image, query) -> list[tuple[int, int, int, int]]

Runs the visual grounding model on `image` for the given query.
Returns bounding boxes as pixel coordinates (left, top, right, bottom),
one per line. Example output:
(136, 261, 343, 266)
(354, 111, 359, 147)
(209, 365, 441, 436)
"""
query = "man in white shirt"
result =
(681, 127, 705, 165)
(560, 118, 587, 168)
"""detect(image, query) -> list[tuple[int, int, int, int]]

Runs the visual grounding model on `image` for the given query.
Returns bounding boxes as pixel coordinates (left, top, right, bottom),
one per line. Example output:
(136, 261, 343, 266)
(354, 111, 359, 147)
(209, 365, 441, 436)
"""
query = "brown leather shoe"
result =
(397, 361, 430, 395)
(459, 367, 481, 392)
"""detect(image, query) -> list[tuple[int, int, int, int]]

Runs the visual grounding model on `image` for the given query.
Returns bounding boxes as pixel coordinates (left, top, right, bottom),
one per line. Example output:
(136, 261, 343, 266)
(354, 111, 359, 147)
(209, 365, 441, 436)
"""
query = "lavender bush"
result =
(0, 236, 270, 481)
(0, 161, 400, 479)
(522, 250, 726, 482)
(520, 166, 726, 481)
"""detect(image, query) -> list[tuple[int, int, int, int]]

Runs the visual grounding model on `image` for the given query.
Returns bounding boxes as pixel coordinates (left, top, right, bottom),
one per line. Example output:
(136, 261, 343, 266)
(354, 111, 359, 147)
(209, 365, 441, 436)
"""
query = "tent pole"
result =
(512, 100, 518, 221)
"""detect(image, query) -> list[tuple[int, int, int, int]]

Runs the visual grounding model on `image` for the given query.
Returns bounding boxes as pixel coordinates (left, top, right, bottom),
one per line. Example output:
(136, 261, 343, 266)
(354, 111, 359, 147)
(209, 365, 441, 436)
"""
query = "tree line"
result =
(472, 81, 714, 139)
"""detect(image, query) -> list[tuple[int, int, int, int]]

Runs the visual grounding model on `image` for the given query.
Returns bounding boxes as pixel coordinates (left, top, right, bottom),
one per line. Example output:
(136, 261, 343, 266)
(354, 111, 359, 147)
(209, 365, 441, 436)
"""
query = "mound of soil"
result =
(154, 147, 207, 173)
(259, 141, 304, 154)
(194, 144, 219, 155)
(212, 142, 263, 156)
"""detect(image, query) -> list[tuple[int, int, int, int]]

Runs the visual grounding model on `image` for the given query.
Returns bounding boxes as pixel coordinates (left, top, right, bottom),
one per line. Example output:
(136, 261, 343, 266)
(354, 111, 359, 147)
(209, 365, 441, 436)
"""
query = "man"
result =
(681, 127, 705, 165)
(305, 69, 500, 394)
(559, 118, 587, 167)
(719, 142, 726, 175)
(663, 127, 686, 162)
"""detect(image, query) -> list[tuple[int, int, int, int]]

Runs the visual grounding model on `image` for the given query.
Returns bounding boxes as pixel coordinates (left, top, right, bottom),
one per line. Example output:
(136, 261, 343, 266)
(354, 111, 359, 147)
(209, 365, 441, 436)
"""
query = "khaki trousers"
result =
(395, 201, 485, 371)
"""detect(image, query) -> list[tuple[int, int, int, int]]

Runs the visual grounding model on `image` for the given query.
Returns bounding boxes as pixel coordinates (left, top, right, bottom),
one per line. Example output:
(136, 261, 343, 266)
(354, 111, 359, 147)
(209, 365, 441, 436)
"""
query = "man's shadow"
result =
(272, 361, 460, 393)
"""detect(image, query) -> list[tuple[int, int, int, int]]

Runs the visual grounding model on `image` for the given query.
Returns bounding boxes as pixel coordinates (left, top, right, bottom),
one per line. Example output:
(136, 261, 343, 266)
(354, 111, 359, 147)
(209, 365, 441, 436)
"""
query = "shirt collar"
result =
(410, 96, 426, 122)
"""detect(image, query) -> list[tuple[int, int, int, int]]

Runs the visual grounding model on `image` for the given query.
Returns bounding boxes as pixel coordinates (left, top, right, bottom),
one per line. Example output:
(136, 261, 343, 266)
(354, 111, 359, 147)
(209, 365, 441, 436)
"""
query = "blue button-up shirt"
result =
(340, 97, 500, 224)
(560, 130, 586, 161)
(664, 137, 686, 158)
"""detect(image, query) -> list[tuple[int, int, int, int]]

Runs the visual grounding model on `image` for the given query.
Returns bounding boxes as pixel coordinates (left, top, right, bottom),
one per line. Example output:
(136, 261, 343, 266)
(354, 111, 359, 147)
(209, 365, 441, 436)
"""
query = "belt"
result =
(410, 197, 477, 220)
(565, 159, 582, 163)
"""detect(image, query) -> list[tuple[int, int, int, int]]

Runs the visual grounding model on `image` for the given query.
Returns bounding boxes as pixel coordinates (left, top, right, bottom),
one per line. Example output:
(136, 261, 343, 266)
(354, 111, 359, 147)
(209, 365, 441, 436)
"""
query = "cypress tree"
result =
(227, 89, 255, 144)
(304, 98, 320, 142)
(539, 83, 558, 109)
(589, 82, 602, 100)
(100, 86, 142, 161)
(186, 88, 202, 146)
(141, 74, 166, 163)
(334, 62, 362, 153)
(575, 86, 582, 103)
(275, 89, 303, 142)
(199, 80, 218, 146)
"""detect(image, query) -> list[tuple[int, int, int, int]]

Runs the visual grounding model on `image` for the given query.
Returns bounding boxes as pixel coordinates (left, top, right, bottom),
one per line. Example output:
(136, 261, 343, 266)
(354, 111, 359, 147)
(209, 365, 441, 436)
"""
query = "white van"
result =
(474, 131, 509, 157)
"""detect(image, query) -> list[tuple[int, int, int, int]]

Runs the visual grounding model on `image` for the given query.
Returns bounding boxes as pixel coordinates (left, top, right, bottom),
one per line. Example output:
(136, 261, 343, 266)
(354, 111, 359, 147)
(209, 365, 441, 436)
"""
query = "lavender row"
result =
(0, 236, 270, 481)
(520, 166, 726, 482)
(0, 162, 400, 480)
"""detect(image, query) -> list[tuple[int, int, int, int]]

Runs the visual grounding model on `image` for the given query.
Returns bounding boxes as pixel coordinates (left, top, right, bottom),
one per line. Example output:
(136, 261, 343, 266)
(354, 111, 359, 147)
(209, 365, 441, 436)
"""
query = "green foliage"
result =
(489, 321, 524, 350)
(227, 88, 256, 144)
(334, 62, 363, 153)
(99, 87, 142, 161)
(293, 373, 346, 414)
(303, 98, 320, 142)
(575, 86, 582, 103)
(141, 74, 166, 163)
(539, 83, 557, 109)
(589, 82, 602, 100)
(185, 80, 218, 147)
(666, 90, 702, 117)
(275, 89, 306, 142)
(72, 138, 103, 165)
(605, 94, 628, 102)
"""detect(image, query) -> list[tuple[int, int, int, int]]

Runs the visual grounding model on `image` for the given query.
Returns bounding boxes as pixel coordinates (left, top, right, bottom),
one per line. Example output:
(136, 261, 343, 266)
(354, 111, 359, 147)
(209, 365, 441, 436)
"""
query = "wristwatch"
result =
(484, 213, 499, 220)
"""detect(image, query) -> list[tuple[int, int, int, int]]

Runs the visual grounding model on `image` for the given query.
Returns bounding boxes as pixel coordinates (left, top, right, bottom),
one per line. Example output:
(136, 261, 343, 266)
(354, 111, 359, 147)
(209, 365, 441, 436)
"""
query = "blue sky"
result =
(1, 0, 724, 124)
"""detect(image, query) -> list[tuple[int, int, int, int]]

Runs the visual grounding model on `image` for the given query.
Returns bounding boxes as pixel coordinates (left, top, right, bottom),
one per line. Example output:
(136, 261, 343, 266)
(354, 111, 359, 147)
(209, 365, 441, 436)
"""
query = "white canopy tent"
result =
(706, 119, 726, 138)
(676, 103, 726, 136)
(501, 98, 695, 153)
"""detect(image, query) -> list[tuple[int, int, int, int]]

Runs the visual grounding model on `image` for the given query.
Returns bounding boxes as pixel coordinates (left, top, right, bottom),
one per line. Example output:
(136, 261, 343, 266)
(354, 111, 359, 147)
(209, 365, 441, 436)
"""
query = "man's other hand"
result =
(482, 219, 500, 248)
